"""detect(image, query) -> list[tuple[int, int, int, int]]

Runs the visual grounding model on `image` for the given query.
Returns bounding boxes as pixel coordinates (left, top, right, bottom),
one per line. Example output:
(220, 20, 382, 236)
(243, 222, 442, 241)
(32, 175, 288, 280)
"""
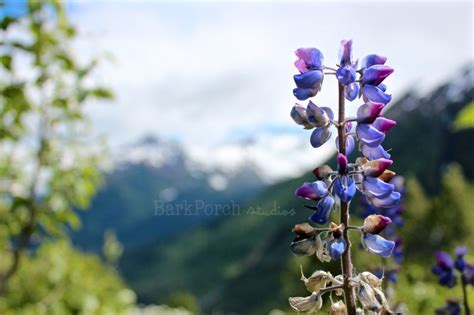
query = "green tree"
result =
(0, 0, 124, 308)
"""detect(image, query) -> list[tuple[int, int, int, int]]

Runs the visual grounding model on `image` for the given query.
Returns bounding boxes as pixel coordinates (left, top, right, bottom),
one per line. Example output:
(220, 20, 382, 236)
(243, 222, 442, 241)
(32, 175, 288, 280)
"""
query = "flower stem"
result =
(337, 82, 357, 315)
(461, 275, 471, 315)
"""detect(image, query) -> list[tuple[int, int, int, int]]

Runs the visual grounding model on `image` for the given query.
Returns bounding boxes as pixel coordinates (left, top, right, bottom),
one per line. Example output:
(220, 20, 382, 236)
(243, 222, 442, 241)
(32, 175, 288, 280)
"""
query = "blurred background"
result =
(0, 0, 473, 314)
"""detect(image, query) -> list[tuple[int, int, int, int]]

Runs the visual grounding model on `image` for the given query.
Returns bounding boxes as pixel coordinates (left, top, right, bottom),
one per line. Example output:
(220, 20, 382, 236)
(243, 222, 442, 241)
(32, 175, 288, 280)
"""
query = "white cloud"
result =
(67, 1, 472, 181)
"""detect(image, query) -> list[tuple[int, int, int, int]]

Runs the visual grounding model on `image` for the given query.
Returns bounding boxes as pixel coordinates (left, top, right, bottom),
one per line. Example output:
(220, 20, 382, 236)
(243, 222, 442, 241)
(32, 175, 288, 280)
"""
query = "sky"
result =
(3, 1, 474, 181)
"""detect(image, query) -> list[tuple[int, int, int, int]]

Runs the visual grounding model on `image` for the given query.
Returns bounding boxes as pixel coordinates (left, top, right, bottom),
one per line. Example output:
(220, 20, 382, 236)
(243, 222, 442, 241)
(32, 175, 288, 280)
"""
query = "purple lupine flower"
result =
(336, 40, 357, 86)
(432, 251, 457, 288)
(295, 181, 328, 200)
(293, 48, 324, 100)
(295, 181, 335, 225)
(328, 237, 347, 260)
(359, 53, 393, 104)
(333, 154, 356, 203)
(361, 233, 395, 258)
(454, 246, 467, 271)
(361, 54, 387, 69)
(435, 300, 461, 315)
(290, 103, 313, 129)
(309, 195, 336, 224)
(361, 143, 391, 160)
(307, 103, 334, 148)
(356, 102, 385, 124)
(362, 65, 394, 86)
(392, 238, 404, 264)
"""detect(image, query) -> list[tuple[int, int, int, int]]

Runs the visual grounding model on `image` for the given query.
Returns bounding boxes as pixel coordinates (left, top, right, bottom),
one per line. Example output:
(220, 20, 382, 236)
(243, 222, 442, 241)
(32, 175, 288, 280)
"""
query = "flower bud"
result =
(313, 165, 333, 180)
(329, 301, 347, 315)
(337, 153, 348, 174)
(378, 169, 397, 182)
(291, 104, 313, 129)
(307, 101, 331, 128)
(290, 236, 316, 256)
(361, 54, 387, 69)
(362, 158, 393, 177)
(357, 282, 382, 312)
(362, 215, 392, 234)
(362, 65, 394, 86)
(373, 117, 396, 133)
(288, 292, 322, 313)
(357, 102, 385, 124)
(292, 223, 316, 238)
(300, 267, 329, 293)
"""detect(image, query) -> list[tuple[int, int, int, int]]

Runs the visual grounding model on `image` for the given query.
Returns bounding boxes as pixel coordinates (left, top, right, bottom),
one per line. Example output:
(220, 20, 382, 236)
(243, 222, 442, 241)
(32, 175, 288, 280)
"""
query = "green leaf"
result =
(453, 101, 474, 131)
(1, 55, 12, 70)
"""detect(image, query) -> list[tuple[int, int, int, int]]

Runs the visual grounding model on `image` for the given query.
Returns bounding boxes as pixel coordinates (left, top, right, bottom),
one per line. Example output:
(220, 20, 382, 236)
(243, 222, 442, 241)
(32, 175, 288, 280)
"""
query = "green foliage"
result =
(164, 291, 200, 314)
(0, 240, 136, 315)
(453, 101, 474, 131)
(0, 0, 134, 311)
(122, 163, 474, 314)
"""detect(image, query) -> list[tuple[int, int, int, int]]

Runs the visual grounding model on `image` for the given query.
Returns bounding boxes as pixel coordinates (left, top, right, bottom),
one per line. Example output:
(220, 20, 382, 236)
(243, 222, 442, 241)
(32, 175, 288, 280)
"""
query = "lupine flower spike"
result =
(288, 40, 401, 314)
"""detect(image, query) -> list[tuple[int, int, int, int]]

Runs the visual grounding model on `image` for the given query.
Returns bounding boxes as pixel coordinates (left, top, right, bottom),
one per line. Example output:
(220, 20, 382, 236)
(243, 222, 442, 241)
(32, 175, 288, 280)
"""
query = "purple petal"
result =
(455, 246, 468, 257)
(361, 144, 391, 160)
(363, 177, 394, 199)
(362, 158, 393, 177)
(356, 124, 385, 147)
(334, 176, 356, 202)
(357, 102, 385, 124)
(309, 195, 335, 225)
(362, 233, 395, 257)
(306, 101, 329, 128)
(436, 251, 454, 269)
(373, 117, 396, 133)
(295, 48, 324, 73)
(291, 104, 312, 128)
(363, 65, 394, 86)
(328, 238, 347, 260)
(361, 54, 387, 69)
(335, 135, 355, 156)
(321, 106, 334, 120)
(370, 191, 401, 208)
(295, 181, 328, 200)
(345, 82, 359, 101)
(361, 85, 392, 104)
(338, 39, 352, 66)
(310, 127, 331, 148)
(293, 70, 324, 100)
(337, 153, 348, 173)
(336, 65, 356, 85)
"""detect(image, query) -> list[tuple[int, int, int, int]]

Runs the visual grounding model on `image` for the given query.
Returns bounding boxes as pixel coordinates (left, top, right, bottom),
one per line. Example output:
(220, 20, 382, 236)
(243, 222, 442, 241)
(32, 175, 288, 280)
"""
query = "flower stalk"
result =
(337, 82, 357, 314)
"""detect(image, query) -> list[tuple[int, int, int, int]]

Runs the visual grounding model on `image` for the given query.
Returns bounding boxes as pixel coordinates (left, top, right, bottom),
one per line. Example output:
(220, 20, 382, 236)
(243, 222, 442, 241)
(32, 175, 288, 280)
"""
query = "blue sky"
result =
(3, 1, 473, 180)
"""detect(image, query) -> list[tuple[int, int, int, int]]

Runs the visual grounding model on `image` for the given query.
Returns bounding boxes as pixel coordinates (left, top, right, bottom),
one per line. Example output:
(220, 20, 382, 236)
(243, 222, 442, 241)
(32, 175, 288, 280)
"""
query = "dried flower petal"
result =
(288, 292, 322, 313)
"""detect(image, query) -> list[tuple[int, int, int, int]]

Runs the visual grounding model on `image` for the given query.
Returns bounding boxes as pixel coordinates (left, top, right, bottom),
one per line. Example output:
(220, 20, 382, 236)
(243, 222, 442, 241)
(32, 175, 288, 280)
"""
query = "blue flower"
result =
(295, 181, 328, 200)
(432, 251, 457, 288)
(334, 176, 356, 203)
(328, 238, 347, 260)
(435, 300, 461, 315)
(309, 195, 336, 225)
(361, 233, 395, 258)
(307, 104, 334, 148)
(336, 39, 358, 87)
(359, 54, 393, 104)
(454, 246, 467, 271)
(293, 48, 324, 100)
